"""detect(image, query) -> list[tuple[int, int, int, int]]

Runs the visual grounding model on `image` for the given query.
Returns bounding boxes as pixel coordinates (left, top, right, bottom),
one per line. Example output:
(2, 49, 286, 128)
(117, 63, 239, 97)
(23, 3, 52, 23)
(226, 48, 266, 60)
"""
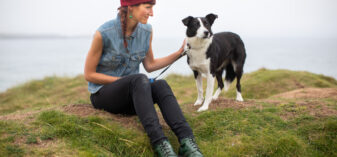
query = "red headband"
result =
(120, 0, 155, 7)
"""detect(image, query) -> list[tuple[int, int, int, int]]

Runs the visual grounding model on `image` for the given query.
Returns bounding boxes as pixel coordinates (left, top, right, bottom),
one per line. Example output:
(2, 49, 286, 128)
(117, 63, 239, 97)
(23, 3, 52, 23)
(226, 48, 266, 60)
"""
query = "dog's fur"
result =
(182, 13, 247, 112)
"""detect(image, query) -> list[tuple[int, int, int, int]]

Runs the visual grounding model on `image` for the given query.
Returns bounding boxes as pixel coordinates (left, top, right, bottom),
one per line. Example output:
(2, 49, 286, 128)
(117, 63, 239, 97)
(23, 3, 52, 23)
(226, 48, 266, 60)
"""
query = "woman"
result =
(84, 0, 203, 156)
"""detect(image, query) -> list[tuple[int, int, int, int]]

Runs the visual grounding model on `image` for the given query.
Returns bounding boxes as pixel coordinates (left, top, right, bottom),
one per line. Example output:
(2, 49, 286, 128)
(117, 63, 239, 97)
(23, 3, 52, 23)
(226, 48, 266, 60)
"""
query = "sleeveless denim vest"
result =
(88, 14, 152, 93)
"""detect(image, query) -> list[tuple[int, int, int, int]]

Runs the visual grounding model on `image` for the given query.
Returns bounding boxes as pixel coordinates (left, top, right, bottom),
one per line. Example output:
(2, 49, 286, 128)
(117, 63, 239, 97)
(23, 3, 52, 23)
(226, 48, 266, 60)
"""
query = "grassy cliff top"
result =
(1, 69, 336, 156)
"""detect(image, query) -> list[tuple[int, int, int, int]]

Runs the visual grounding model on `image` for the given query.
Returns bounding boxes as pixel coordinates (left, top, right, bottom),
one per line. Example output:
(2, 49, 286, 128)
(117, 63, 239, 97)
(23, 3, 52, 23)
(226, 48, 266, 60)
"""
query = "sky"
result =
(0, 0, 337, 38)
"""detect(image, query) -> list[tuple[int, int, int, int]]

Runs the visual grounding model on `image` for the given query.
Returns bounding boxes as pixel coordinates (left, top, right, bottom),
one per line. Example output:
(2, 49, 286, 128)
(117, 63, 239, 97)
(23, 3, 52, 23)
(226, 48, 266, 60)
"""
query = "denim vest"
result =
(88, 14, 152, 93)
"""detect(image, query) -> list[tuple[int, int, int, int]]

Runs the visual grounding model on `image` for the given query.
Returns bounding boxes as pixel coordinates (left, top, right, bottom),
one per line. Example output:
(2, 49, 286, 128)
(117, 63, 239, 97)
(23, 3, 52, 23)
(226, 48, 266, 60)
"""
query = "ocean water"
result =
(0, 36, 336, 92)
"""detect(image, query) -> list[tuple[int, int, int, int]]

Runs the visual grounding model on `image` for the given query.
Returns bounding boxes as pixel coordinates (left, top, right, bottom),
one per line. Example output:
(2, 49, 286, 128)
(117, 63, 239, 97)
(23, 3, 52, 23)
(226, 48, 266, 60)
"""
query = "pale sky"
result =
(0, 0, 337, 38)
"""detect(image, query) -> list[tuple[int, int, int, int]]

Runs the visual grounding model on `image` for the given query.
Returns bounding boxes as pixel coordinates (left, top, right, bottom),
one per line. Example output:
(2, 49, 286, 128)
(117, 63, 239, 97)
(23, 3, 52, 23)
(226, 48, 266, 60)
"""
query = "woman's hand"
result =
(179, 39, 187, 55)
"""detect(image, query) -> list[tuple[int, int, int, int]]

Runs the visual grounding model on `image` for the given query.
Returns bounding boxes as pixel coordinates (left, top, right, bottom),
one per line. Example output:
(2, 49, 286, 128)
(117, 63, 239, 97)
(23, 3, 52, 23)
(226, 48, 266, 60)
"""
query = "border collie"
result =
(182, 13, 247, 112)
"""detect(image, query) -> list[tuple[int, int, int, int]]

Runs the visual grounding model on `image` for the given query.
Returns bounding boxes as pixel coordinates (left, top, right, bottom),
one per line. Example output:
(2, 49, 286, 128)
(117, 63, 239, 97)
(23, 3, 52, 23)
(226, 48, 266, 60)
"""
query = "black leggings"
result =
(90, 73, 194, 145)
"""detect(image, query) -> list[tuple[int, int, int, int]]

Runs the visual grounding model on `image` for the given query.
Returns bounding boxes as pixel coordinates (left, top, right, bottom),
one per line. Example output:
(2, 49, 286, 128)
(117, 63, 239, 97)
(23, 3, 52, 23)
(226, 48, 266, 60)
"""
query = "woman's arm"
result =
(142, 32, 185, 73)
(84, 31, 120, 84)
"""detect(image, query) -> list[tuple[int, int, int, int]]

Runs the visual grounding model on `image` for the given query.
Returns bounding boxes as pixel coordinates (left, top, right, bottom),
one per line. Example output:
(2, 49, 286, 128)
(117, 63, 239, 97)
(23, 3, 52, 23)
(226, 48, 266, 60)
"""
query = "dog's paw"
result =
(212, 95, 220, 100)
(212, 89, 221, 100)
(236, 92, 244, 102)
(236, 97, 244, 102)
(236, 96, 244, 102)
(197, 105, 209, 112)
(194, 99, 203, 106)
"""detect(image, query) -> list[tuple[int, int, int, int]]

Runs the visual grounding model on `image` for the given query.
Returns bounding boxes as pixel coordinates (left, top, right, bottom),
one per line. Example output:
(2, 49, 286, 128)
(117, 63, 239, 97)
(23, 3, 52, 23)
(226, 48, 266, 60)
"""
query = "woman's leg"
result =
(90, 74, 167, 145)
(151, 80, 194, 141)
(90, 74, 135, 114)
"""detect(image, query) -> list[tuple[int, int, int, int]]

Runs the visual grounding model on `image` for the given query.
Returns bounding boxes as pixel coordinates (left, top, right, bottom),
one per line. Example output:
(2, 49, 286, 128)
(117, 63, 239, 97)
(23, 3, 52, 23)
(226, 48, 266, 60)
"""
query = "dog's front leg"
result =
(197, 73, 215, 112)
(194, 72, 204, 106)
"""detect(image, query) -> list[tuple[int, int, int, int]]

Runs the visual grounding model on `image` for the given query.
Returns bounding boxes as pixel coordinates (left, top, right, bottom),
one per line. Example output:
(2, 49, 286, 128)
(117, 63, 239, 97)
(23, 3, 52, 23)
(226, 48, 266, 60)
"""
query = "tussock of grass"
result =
(0, 121, 26, 157)
(297, 119, 337, 156)
(190, 108, 303, 156)
(35, 110, 153, 156)
(0, 69, 336, 156)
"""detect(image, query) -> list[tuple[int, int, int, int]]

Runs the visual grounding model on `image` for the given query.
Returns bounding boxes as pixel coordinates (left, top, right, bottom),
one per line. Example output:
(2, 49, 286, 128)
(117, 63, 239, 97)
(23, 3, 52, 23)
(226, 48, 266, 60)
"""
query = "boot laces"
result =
(187, 138, 200, 151)
(160, 141, 173, 156)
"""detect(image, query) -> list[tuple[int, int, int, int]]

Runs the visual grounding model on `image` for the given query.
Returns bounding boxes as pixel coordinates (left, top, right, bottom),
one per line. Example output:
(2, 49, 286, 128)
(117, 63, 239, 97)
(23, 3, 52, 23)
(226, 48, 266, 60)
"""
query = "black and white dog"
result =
(182, 13, 246, 112)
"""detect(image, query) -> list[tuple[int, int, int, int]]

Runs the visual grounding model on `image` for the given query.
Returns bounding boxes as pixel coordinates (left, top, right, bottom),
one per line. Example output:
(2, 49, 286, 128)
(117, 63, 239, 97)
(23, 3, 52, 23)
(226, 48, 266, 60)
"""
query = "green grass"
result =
(35, 110, 153, 156)
(0, 69, 336, 156)
(0, 75, 90, 115)
(0, 121, 26, 157)
(190, 107, 337, 157)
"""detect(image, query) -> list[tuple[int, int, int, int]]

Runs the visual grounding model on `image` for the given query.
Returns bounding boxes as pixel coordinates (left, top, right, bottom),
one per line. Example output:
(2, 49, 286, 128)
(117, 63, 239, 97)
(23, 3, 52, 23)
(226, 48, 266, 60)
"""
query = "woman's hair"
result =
(118, 0, 156, 49)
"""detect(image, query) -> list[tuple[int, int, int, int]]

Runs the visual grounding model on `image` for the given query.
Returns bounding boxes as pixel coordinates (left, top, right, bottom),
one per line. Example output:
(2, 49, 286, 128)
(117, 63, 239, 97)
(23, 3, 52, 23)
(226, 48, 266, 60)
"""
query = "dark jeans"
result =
(90, 73, 194, 145)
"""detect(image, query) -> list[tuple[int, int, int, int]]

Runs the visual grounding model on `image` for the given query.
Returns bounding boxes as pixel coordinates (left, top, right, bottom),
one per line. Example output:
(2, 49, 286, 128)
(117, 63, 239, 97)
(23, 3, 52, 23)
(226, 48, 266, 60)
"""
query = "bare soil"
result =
(271, 88, 337, 99)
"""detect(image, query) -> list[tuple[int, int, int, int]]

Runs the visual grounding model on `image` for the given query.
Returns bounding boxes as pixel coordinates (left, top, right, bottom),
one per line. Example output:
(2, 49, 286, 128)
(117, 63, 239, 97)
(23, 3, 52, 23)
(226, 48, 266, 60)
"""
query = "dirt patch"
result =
(62, 104, 103, 117)
(23, 138, 60, 149)
(0, 111, 36, 121)
(0, 106, 57, 122)
(13, 136, 27, 145)
(211, 98, 259, 109)
(268, 88, 337, 120)
(272, 88, 337, 99)
(277, 100, 337, 120)
(14, 136, 70, 156)
(33, 138, 59, 148)
(296, 100, 337, 118)
(183, 98, 261, 115)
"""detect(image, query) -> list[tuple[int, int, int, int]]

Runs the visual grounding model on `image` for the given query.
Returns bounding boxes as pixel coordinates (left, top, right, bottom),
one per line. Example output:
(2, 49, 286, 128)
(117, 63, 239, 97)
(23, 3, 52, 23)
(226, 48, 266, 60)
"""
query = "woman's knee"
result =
(129, 73, 151, 92)
(152, 79, 170, 89)
(152, 80, 173, 97)
(132, 73, 148, 80)
(131, 73, 149, 84)
(151, 80, 178, 107)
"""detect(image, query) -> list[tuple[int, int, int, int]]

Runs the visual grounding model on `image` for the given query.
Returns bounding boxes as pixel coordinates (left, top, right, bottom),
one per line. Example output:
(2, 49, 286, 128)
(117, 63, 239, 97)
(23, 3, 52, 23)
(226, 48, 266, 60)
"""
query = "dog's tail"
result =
(225, 63, 236, 83)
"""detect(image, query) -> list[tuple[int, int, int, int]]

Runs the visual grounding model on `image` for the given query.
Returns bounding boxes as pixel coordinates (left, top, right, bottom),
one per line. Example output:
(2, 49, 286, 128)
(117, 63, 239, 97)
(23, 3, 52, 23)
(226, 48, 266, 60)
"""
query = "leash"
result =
(149, 48, 188, 83)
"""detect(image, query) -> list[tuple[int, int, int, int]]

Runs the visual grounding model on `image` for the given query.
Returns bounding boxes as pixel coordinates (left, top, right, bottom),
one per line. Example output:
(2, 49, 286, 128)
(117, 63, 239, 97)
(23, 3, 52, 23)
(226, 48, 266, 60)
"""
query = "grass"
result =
(0, 68, 336, 156)
(0, 75, 90, 115)
(35, 110, 153, 156)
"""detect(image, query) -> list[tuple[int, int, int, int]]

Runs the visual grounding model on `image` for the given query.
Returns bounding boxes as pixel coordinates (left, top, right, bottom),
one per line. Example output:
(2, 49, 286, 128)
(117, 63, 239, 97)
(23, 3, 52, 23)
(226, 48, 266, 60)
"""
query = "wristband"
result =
(149, 78, 155, 83)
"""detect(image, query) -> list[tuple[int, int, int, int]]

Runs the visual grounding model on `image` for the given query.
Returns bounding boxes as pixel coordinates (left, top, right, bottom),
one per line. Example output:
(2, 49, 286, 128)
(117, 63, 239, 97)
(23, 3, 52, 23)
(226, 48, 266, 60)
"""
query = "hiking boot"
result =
(178, 138, 203, 157)
(154, 140, 178, 157)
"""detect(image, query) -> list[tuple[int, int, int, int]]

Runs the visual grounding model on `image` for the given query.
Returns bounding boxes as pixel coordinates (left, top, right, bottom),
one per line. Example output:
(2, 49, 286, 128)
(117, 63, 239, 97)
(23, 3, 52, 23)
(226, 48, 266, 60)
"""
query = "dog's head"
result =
(182, 13, 218, 39)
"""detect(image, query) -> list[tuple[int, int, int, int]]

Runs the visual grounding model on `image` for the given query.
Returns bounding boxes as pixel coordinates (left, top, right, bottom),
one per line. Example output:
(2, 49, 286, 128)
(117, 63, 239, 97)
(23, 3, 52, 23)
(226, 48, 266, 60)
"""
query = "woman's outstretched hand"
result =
(179, 38, 188, 55)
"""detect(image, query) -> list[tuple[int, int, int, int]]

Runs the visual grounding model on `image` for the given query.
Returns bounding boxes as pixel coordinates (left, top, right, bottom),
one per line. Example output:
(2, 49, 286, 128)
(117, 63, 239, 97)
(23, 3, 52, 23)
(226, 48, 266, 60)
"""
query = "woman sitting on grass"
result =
(84, 0, 203, 156)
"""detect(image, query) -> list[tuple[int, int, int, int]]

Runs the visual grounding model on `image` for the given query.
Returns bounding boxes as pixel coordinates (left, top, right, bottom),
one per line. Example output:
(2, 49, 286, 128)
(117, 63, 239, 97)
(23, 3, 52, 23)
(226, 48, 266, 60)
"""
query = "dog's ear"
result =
(206, 13, 218, 26)
(182, 16, 193, 26)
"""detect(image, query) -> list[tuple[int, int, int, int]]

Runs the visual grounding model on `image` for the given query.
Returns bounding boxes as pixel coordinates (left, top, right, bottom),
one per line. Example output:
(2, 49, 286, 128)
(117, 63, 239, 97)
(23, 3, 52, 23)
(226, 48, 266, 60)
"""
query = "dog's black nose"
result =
(204, 31, 209, 36)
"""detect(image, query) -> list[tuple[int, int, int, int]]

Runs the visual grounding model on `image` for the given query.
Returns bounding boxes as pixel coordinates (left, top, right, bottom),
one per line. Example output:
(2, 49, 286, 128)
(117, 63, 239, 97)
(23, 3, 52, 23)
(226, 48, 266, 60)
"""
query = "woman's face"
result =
(130, 4, 154, 24)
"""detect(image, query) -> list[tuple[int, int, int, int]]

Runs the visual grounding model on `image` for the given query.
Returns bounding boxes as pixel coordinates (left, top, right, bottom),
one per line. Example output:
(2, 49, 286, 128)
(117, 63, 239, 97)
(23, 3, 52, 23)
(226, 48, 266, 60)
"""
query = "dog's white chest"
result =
(186, 37, 213, 74)
(187, 49, 210, 74)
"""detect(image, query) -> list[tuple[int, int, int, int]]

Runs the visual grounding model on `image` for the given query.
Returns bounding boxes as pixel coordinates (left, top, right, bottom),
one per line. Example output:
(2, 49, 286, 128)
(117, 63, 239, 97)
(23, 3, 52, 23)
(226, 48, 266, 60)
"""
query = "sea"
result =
(0, 36, 337, 92)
